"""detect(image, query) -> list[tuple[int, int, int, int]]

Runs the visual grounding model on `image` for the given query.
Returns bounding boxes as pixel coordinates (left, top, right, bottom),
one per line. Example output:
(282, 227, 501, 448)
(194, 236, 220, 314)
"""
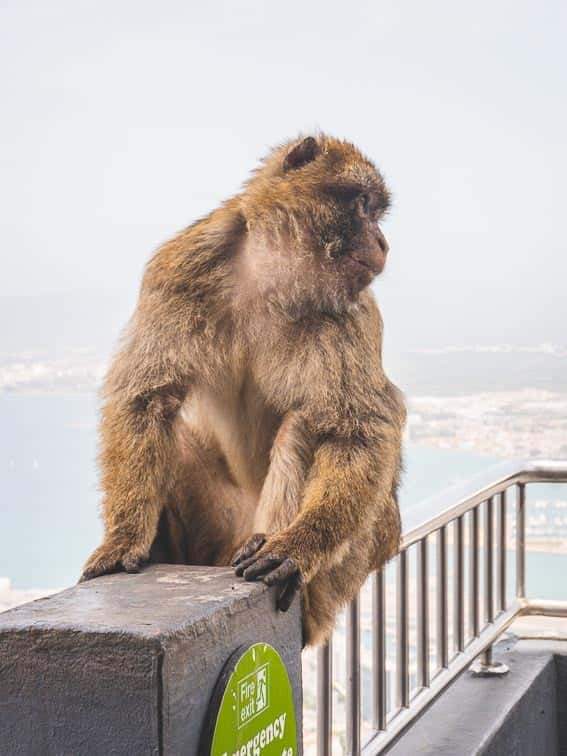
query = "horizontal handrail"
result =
(523, 599, 567, 618)
(402, 459, 567, 549)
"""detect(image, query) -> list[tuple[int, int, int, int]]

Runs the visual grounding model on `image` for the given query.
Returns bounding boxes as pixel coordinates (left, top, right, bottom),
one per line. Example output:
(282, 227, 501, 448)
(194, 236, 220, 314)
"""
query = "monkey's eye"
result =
(358, 193, 371, 216)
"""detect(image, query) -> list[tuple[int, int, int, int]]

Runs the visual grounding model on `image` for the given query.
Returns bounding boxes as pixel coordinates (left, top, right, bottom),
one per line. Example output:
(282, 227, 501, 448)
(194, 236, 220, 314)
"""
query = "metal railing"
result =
(315, 459, 567, 755)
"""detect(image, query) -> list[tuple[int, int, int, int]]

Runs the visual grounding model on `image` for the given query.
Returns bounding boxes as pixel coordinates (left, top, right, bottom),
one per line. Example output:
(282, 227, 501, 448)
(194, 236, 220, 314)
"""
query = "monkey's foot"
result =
(79, 541, 149, 582)
(231, 533, 266, 567)
(234, 547, 303, 612)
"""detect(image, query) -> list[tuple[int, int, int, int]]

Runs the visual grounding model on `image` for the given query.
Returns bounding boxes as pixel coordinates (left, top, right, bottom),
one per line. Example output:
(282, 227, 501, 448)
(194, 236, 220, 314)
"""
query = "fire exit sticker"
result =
(237, 662, 269, 727)
(203, 642, 297, 756)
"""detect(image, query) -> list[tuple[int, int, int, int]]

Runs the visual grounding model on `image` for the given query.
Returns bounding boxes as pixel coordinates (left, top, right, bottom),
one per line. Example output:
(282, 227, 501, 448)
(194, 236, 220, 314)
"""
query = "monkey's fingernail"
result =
(243, 566, 264, 581)
(277, 595, 292, 612)
(124, 560, 142, 573)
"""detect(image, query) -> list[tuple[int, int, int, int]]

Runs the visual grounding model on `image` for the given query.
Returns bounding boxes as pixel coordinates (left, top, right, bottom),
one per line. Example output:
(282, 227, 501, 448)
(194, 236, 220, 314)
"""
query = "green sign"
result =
(203, 642, 297, 756)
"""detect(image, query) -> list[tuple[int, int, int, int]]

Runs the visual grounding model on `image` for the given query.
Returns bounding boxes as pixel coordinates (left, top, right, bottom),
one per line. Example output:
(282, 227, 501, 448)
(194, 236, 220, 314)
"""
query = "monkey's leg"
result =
(148, 503, 189, 565)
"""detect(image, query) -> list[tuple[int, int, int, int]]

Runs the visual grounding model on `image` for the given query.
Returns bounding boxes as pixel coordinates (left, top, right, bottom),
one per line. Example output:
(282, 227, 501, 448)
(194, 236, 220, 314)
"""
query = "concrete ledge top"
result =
(0, 565, 270, 641)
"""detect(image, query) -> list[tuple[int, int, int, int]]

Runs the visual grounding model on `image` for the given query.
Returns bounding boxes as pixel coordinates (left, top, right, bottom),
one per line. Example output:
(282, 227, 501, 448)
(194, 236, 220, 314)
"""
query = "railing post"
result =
(497, 490, 507, 611)
(454, 516, 465, 653)
(317, 641, 332, 756)
(469, 506, 480, 639)
(417, 538, 430, 688)
(372, 569, 387, 732)
(516, 482, 526, 599)
(485, 497, 495, 624)
(396, 550, 410, 710)
(470, 495, 509, 677)
(437, 526, 449, 670)
(346, 596, 361, 755)
(470, 642, 509, 677)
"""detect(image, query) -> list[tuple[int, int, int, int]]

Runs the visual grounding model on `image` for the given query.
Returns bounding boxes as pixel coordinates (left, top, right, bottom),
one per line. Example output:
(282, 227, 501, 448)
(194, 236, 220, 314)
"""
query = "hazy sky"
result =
(1, 0, 566, 351)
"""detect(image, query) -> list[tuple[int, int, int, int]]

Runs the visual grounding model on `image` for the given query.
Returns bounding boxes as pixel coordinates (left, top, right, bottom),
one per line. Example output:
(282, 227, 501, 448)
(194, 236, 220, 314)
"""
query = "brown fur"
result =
(81, 133, 406, 646)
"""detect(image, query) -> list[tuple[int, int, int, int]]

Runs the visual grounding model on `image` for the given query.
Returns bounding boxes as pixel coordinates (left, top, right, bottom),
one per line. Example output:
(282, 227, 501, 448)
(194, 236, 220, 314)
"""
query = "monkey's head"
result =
(239, 134, 391, 316)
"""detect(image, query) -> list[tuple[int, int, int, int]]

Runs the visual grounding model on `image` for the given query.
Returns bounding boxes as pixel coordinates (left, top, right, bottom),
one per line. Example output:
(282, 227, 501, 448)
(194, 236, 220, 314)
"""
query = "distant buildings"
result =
(407, 389, 567, 459)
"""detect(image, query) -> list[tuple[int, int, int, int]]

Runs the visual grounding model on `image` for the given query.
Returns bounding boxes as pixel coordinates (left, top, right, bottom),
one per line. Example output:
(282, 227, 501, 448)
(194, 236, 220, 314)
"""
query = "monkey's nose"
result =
(377, 231, 389, 255)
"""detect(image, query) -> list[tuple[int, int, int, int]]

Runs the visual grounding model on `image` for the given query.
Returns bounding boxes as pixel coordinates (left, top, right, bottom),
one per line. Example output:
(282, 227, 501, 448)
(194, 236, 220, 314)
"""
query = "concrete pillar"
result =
(0, 565, 303, 755)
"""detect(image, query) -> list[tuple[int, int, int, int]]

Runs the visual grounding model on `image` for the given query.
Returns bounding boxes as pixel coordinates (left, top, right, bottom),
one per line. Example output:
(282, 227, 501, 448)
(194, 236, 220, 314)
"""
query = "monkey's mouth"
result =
(345, 253, 384, 275)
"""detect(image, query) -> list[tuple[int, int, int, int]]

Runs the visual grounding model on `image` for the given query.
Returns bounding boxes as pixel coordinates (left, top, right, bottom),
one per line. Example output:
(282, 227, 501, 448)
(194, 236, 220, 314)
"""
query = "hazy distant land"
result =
(2, 342, 566, 460)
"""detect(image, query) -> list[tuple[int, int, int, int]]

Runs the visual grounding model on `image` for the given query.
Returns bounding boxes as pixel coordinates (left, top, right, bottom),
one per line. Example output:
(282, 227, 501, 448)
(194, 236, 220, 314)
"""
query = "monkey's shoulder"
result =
(141, 202, 245, 296)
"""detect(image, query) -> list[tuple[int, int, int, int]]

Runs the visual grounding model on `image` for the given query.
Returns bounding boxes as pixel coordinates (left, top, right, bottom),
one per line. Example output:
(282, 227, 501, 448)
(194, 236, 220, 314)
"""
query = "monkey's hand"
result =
(232, 534, 304, 612)
(79, 538, 149, 582)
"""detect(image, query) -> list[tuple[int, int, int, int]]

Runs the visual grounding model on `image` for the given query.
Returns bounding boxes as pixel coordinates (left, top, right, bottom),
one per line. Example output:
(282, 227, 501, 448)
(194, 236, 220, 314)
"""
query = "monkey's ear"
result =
(283, 137, 321, 172)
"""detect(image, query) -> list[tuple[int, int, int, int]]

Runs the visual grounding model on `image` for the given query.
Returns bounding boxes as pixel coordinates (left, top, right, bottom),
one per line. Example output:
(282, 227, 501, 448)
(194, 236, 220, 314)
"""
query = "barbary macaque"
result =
(81, 134, 406, 645)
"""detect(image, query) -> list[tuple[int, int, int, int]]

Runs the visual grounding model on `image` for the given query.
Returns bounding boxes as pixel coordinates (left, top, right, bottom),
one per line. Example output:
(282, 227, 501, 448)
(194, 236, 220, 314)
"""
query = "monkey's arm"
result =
(235, 425, 402, 609)
(80, 300, 192, 580)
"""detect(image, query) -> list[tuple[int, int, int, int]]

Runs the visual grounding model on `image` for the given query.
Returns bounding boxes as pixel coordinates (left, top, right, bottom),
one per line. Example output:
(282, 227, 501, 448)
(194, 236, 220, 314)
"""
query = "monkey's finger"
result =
(231, 550, 245, 567)
(123, 554, 148, 574)
(79, 568, 99, 583)
(79, 561, 119, 582)
(231, 533, 266, 567)
(276, 574, 302, 612)
(241, 556, 282, 581)
(262, 558, 299, 587)
(235, 553, 273, 577)
(234, 555, 259, 576)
